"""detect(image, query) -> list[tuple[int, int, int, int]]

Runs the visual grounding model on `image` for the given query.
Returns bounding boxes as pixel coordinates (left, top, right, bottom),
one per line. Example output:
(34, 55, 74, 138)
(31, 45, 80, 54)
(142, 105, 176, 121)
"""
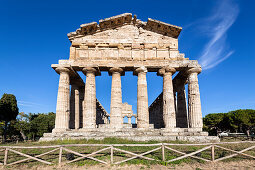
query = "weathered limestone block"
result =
(135, 67, 149, 129)
(53, 67, 70, 132)
(170, 50, 179, 59)
(119, 49, 132, 60)
(144, 49, 156, 60)
(78, 49, 89, 59)
(158, 67, 176, 129)
(109, 67, 123, 129)
(187, 68, 203, 131)
(157, 49, 170, 60)
(82, 67, 98, 129)
(69, 46, 76, 60)
(132, 49, 144, 60)
(101, 49, 118, 60)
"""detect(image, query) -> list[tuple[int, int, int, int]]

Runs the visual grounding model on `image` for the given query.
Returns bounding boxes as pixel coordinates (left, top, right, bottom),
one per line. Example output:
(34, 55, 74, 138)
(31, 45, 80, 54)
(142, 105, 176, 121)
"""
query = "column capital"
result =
(108, 67, 124, 76)
(82, 67, 101, 76)
(186, 67, 202, 75)
(158, 67, 176, 76)
(134, 66, 147, 76)
(55, 67, 70, 74)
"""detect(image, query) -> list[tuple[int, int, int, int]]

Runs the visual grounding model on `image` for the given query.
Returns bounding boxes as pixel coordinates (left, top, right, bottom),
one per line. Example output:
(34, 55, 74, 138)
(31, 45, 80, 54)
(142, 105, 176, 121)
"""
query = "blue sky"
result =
(1, 0, 255, 117)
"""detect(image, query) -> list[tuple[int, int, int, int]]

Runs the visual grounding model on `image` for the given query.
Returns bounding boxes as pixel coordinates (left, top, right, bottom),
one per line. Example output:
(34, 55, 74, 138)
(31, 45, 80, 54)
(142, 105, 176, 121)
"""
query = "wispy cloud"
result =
(198, 0, 239, 70)
(18, 100, 45, 108)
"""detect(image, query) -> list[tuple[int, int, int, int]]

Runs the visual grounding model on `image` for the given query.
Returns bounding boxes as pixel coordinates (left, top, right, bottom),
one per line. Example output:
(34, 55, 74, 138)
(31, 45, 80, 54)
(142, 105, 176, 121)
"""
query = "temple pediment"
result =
(68, 13, 184, 61)
(67, 13, 182, 41)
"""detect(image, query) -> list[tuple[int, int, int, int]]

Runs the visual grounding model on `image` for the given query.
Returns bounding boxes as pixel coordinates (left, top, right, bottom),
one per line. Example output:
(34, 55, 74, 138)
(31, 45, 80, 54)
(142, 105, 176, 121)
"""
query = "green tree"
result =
(204, 109, 255, 136)
(203, 113, 224, 135)
(0, 94, 19, 143)
(228, 109, 255, 135)
(14, 112, 30, 140)
(28, 112, 55, 140)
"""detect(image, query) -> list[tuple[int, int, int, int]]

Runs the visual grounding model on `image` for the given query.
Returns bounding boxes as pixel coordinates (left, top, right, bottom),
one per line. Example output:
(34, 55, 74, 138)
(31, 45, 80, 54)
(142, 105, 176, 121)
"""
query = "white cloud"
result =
(198, 0, 239, 70)
(18, 100, 45, 108)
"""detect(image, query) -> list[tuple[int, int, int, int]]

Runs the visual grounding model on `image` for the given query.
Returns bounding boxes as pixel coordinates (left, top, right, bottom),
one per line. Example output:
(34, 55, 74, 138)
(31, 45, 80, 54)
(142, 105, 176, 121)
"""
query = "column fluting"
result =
(69, 85, 75, 129)
(74, 86, 80, 129)
(82, 67, 97, 129)
(187, 68, 203, 131)
(135, 66, 149, 129)
(53, 67, 70, 132)
(109, 67, 123, 129)
(159, 67, 176, 129)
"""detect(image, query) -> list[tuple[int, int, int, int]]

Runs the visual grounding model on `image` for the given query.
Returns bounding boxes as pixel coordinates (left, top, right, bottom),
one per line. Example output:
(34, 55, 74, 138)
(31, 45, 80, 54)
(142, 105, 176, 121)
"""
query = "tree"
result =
(0, 94, 19, 142)
(14, 112, 30, 140)
(204, 109, 255, 136)
(28, 112, 55, 140)
(203, 113, 224, 135)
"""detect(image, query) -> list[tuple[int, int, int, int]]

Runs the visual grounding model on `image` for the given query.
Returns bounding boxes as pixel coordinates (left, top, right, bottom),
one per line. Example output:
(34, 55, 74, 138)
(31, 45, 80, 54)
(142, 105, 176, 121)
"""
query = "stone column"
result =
(159, 67, 176, 129)
(109, 67, 123, 129)
(69, 85, 75, 129)
(176, 84, 188, 128)
(53, 67, 70, 132)
(135, 66, 149, 129)
(74, 86, 80, 129)
(187, 68, 203, 131)
(128, 117, 131, 124)
(82, 67, 97, 129)
(79, 88, 84, 128)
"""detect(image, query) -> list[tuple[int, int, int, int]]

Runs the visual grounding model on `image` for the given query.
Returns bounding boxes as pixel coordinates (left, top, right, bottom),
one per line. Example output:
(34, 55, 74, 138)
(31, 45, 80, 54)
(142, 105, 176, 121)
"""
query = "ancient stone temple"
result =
(41, 13, 219, 142)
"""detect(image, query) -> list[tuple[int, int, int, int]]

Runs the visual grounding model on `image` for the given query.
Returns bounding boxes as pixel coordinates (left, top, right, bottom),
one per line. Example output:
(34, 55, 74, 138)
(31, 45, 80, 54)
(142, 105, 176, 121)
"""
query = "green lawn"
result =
(0, 138, 254, 168)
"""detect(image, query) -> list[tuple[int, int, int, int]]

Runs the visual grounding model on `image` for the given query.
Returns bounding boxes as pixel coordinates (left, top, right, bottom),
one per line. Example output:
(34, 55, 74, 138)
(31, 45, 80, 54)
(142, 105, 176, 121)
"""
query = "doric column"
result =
(176, 84, 188, 128)
(187, 68, 203, 131)
(158, 67, 176, 129)
(128, 117, 131, 124)
(135, 66, 149, 129)
(53, 67, 70, 132)
(109, 67, 123, 129)
(69, 85, 75, 129)
(73, 85, 80, 129)
(79, 88, 84, 128)
(82, 67, 97, 129)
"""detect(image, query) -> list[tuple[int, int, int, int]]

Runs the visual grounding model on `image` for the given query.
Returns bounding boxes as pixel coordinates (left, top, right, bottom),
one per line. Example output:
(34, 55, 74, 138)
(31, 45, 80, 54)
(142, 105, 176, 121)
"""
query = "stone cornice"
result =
(67, 13, 182, 41)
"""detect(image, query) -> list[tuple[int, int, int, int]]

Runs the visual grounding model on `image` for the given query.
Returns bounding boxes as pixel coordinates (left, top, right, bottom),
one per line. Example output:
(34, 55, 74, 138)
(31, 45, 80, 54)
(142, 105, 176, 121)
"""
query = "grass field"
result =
(0, 138, 254, 168)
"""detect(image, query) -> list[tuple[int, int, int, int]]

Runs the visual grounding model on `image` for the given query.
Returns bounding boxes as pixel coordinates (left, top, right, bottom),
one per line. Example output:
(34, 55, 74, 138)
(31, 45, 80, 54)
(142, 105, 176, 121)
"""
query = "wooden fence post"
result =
(162, 143, 165, 161)
(110, 145, 113, 164)
(4, 148, 8, 165)
(211, 145, 215, 162)
(59, 146, 63, 165)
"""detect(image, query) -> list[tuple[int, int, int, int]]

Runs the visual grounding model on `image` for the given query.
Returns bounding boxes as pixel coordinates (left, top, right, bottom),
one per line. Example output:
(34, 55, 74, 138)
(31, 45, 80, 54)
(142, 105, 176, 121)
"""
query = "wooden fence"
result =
(0, 141, 254, 166)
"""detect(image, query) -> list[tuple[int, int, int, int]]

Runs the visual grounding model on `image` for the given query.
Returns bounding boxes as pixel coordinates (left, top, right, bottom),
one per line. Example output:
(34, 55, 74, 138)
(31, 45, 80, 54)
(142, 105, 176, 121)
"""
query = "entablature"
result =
(52, 59, 201, 73)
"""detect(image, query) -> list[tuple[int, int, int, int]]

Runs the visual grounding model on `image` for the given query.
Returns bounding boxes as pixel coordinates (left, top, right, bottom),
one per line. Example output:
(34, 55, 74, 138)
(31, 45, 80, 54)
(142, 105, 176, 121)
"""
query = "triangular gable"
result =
(67, 13, 182, 41)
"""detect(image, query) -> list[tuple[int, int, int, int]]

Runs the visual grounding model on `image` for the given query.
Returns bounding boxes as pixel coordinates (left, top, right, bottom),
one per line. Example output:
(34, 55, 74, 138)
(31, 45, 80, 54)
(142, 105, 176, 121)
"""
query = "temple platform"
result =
(40, 128, 220, 143)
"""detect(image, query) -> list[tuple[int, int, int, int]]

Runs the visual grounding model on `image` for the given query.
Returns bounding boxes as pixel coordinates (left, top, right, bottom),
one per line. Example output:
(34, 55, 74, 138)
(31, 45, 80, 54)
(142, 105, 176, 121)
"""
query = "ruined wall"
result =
(96, 99, 109, 125)
(149, 92, 164, 129)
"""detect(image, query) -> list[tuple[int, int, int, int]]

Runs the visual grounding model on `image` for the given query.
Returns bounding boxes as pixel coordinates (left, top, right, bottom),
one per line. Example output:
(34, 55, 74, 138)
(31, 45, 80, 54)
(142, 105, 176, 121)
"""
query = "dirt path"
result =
(1, 160, 254, 170)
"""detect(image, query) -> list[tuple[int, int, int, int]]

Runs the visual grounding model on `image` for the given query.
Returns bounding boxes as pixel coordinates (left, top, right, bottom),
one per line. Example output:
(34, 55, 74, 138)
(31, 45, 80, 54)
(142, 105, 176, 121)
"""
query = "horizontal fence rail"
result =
(0, 141, 254, 166)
